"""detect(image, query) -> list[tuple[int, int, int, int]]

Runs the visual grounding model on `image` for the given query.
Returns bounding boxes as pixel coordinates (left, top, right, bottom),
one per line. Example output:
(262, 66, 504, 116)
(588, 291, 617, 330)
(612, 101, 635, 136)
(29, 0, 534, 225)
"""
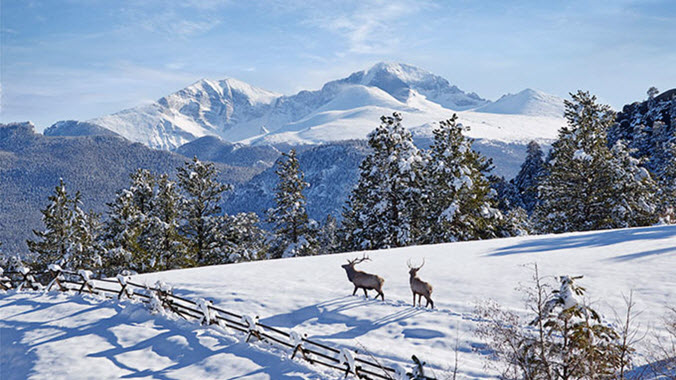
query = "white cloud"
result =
(302, 0, 431, 55)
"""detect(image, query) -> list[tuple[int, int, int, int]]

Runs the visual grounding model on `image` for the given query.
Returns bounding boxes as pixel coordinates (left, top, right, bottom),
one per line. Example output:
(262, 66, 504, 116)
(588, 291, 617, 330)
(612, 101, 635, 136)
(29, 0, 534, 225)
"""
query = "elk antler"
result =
(349, 254, 370, 266)
(408, 258, 425, 270)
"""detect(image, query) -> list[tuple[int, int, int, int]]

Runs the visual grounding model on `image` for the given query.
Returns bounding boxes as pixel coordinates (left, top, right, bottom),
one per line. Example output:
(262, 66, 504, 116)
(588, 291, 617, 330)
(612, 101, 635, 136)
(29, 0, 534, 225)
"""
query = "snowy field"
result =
(2, 225, 675, 379)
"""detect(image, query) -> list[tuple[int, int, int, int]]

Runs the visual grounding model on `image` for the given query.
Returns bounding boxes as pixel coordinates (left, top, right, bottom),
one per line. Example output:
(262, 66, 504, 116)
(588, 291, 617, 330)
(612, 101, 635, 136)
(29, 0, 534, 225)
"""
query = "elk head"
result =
(342, 255, 370, 280)
(342, 254, 370, 270)
(407, 258, 425, 277)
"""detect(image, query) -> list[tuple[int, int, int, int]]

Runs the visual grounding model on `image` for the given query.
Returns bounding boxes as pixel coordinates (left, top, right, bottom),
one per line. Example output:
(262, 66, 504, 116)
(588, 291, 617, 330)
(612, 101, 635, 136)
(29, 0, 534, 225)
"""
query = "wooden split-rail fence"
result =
(0, 266, 436, 380)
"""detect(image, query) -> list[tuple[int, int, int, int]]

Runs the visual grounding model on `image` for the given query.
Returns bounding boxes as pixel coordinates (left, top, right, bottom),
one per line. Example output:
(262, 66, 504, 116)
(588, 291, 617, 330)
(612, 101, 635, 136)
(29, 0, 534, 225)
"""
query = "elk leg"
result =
(352, 286, 358, 296)
(428, 298, 434, 309)
(363, 288, 368, 298)
(379, 291, 384, 301)
(418, 294, 422, 306)
(412, 292, 416, 306)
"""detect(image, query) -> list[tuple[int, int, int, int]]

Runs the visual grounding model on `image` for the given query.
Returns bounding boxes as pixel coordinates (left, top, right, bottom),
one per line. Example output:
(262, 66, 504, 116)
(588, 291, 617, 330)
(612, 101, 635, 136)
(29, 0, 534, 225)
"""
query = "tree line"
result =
(9, 89, 675, 275)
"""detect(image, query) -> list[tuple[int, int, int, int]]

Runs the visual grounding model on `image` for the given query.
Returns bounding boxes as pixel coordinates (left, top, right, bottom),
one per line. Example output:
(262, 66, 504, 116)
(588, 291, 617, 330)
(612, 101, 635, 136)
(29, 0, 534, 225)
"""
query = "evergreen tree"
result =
(142, 174, 189, 270)
(341, 113, 425, 250)
(606, 141, 659, 227)
(266, 149, 317, 257)
(223, 212, 268, 262)
(27, 179, 74, 271)
(102, 169, 156, 273)
(69, 197, 104, 272)
(513, 140, 545, 213)
(423, 114, 503, 243)
(534, 91, 659, 233)
(318, 214, 339, 254)
(177, 157, 231, 265)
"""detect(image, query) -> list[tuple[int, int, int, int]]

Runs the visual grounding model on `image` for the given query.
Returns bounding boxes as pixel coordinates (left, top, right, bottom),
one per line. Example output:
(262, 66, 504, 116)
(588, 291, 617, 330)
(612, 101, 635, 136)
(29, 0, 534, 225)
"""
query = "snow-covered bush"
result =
(475, 265, 634, 380)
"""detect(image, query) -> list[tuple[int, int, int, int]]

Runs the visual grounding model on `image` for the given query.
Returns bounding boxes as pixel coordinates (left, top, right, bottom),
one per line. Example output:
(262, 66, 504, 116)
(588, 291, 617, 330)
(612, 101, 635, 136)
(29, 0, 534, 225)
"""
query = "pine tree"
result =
(266, 149, 317, 258)
(606, 141, 659, 227)
(423, 114, 503, 243)
(223, 212, 268, 262)
(513, 140, 545, 213)
(318, 214, 339, 254)
(102, 169, 156, 273)
(27, 179, 74, 271)
(341, 113, 425, 250)
(534, 91, 658, 233)
(69, 196, 104, 272)
(177, 157, 231, 265)
(142, 174, 189, 270)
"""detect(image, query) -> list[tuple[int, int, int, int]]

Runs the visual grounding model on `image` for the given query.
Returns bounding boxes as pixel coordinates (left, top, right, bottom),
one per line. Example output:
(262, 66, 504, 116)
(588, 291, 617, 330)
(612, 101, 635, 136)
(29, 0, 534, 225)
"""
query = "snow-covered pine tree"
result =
(102, 169, 157, 273)
(27, 178, 74, 271)
(513, 140, 545, 213)
(423, 114, 503, 243)
(341, 113, 425, 250)
(534, 91, 615, 233)
(606, 141, 659, 227)
(68, 195, 104, 272)
(266, 149, 317, 258)
(223, 212, 268, 262)
(177, 157, 231, 266)
(318, 214, 339, 254)
(534, 91, 659, 233)
(142, 174, 189, 271)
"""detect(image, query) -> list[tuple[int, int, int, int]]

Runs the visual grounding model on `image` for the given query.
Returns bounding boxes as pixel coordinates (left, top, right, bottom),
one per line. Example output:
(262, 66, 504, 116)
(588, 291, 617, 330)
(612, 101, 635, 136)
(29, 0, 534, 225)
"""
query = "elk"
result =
(341, 255, 385, 301)
(408, 259, 433, 308)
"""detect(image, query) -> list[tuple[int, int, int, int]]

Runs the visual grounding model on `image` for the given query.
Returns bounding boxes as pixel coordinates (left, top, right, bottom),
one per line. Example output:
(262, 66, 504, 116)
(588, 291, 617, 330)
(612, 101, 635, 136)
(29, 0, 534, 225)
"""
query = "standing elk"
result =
(341, 255, 385, 301)
(408, 259, 433, 308)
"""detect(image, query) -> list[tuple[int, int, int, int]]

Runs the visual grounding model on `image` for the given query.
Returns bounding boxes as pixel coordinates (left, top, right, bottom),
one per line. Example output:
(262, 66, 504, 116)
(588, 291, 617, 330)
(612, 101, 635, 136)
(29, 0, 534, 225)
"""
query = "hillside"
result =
(2, 225, 675, 379)
(0, 123, 260, 254)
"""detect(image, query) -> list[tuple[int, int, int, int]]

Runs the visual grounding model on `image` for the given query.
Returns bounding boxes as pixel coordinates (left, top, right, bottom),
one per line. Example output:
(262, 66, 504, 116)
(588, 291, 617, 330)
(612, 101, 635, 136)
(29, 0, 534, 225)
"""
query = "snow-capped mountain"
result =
(476, 88, 565, 118)
(337, 62, 487, 110)
(85, 63, 566, 150)
(91, 78, 280, 150)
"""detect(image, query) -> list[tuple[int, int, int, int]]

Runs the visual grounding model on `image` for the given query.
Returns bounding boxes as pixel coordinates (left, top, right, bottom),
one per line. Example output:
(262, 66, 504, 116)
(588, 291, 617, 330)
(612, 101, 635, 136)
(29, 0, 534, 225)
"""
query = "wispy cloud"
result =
(302, 0, 431, 55)
(117, 2, 228, 39)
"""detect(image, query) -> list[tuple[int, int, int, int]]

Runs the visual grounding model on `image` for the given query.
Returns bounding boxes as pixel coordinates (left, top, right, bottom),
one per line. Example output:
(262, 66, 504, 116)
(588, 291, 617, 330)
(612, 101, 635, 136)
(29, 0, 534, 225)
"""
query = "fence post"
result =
(0, 267, 11, 291)
(196, 298, 215, 325)
(46, 264, 66, 292)
(17, 267, 43, 291)
(77, 269, 95, 294)
(116, 274, 132, 300)
(242, 315, 263, 343)
(290, 331, 313, 363)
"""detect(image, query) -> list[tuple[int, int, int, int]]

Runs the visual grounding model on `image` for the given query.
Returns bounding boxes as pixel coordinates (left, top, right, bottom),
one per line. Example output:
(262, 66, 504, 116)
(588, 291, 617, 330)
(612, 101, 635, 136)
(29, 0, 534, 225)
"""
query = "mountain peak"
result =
(180, 77, 280, 104)
(363, 62, 436, 84)
(338, 62, 487, 110)
(476, 88, 565, 117)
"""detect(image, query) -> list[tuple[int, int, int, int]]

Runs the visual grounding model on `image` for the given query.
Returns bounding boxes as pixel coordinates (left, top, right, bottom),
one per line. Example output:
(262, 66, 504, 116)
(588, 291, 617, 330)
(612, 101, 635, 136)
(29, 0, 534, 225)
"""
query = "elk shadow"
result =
(261, 296, 425, 341)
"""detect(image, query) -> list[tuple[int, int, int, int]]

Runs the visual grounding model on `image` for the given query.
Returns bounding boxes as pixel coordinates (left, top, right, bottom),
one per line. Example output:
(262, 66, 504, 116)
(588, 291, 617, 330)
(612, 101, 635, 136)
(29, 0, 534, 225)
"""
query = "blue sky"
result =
(1, 0, 675, 129)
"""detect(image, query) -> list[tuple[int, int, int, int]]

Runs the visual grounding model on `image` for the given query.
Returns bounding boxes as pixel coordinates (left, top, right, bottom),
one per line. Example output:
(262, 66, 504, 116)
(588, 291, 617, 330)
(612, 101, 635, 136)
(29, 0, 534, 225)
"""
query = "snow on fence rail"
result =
(0, 266, 435, 380)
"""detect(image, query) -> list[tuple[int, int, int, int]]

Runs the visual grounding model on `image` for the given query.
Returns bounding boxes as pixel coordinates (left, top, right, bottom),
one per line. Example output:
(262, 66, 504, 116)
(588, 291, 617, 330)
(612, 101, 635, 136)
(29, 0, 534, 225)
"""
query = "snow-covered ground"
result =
(2, 225, 675, 379)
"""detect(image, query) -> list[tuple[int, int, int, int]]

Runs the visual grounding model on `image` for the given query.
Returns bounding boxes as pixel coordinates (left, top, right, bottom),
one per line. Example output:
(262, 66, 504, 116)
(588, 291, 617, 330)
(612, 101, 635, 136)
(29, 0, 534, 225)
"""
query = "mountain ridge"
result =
(75, 62, 565, 150)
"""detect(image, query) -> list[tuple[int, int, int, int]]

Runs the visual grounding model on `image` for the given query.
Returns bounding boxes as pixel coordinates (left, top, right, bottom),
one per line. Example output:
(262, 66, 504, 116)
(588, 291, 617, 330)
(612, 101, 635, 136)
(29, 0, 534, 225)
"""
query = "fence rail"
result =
(0, 266, 435, 380)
